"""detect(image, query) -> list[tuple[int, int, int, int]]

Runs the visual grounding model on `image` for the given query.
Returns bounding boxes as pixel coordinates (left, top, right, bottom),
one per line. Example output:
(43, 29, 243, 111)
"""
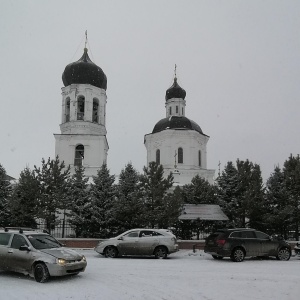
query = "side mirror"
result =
(19, 245, 31, 251)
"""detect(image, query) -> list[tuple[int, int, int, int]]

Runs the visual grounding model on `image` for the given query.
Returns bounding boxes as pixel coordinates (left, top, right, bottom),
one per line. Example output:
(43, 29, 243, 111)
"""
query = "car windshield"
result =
(26, 234, 61, 249)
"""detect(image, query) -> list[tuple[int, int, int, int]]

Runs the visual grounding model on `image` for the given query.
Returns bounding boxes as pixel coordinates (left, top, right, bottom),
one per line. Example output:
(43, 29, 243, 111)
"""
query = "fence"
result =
(36, 219, 75, 238)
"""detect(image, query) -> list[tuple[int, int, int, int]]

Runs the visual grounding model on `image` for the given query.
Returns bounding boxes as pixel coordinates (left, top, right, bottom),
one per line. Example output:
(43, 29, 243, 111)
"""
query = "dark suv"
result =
(204, 228, 291, 262)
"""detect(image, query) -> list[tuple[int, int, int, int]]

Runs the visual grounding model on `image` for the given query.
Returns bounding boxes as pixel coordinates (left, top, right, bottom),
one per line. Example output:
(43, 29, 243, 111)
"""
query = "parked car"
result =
(0, 227, 87, 282)
(94, 228, 178, 259)
(204, 228, 291, 262)
(294, 242, 300, 257)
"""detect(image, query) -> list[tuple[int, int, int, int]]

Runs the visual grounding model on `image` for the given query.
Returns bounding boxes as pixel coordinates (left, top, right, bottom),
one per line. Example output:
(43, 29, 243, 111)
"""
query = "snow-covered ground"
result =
(1, 249, 299, 300)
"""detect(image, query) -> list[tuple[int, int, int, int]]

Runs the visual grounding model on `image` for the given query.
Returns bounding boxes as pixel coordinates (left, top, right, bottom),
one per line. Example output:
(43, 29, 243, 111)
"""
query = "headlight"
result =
(57, 258, 66, 265)
(82, 255, 86, 262)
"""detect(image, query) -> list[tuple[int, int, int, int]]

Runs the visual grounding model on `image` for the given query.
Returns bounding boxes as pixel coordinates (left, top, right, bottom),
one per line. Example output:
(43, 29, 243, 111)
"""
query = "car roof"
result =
(216, 228, 255, 232)
(0, 227, 49, 234)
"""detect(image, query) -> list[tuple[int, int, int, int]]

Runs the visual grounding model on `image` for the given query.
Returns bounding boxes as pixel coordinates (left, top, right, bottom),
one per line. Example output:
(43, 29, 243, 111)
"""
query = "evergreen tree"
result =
(114, 163, 144, 233)
(0, 164, 12, 227)
(265, 166, 292, 238)
(180, 175, 219, 239)
(34, 157, 70, 233)
(68, 165, 90, 237)
(217, 159, 265, 229)
(283, 154, 300, 239)
(9, 167, 39, 227)
(139, 162, 173, 228)
(89, 164, 116, 238)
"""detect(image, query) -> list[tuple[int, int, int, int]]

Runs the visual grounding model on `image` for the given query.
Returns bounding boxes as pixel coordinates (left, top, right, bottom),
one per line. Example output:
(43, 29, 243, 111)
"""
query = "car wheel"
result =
(104, 246, 118, 258)
(34, 263, 50, 283)
(212, 255, 223, 260)
(230, 248, 245, 262)
(276, 248, 291, 261)
(154, 246, 168, 259)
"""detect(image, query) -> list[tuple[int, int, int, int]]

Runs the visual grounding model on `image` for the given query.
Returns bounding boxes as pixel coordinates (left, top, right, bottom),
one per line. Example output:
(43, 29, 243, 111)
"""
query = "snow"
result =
(1, 249, 299, 300)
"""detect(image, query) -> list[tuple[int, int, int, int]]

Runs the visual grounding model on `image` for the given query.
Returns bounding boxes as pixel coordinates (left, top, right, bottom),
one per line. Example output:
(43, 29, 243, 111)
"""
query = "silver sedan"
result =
(94, 228, 179, 259)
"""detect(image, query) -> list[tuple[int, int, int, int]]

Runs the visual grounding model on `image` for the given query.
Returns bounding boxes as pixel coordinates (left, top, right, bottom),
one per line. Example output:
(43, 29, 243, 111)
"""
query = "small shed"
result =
(179, 204, 228, 221)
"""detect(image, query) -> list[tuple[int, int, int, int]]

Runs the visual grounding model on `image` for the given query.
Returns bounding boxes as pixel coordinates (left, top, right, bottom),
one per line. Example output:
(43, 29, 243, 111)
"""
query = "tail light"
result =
(216, 239, 226, 246)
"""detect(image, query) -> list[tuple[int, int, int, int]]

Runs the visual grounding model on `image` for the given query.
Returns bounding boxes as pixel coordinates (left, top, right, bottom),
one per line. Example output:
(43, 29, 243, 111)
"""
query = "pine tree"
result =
(139, 162, 173, 228)
(9, 167, 39, 227)
(89, 164, 116, 238)
(283, 154, 300, 239)
(67, 165, 90, 237)
(0, 164, 12, 227)
(34, 157, 70, 233)
(114, 163, 144, 233)
(265, 166, 291, 238)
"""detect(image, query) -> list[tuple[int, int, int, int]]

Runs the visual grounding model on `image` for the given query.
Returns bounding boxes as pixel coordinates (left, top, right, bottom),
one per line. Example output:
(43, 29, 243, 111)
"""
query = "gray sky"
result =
(1, 0, 300, 182)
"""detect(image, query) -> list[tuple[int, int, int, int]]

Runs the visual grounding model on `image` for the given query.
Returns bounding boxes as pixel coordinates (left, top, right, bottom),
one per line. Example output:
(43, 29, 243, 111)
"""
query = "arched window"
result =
(178, 147, 183, 164)
(74, 145, 84, 166)
(77, 96, 85, 120)
(169, 107, 172, 115)
(65, 98, 70, 122)
(156, 149, 160, 165)
(93, 98, 99, 123)
(198, 150, 201, 167)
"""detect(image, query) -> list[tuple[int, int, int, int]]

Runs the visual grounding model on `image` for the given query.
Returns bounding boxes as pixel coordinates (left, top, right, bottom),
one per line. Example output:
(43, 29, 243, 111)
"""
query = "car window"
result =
(230, 231, 242, 238)
(240, 231, 255, 238)
(26, 234, 61, 249)
(0, 233, 12, 246)
(140, 231, 153, 237)
(255, 231, 269, 239)
(11, 235, 28, 249)
(124, 231, 139, 238)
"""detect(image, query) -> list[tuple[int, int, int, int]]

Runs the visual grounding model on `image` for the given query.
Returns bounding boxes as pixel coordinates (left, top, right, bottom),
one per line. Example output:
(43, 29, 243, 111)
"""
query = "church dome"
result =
(165, 77, 186, 100)
(152, 116, 204, 134)
(62, 48, 107, 90)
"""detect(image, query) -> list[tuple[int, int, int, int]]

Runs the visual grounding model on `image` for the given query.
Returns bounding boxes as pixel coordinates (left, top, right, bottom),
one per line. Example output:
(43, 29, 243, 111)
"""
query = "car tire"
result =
(230, 247, 245, 262)
(276, 248, 291, 261)
(154, 246, 168, 259)
(104, 246, 118, 258)
(34, 263, 50, 283)
(212, 255, 223, 260)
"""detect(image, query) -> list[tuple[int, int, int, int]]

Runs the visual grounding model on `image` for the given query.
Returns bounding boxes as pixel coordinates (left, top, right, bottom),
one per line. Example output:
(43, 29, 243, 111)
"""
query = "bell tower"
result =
(54, 35, 108, 177)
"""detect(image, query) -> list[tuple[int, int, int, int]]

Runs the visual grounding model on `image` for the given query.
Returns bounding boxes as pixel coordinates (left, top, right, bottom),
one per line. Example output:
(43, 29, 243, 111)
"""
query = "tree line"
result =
(0, 154, 300, 240)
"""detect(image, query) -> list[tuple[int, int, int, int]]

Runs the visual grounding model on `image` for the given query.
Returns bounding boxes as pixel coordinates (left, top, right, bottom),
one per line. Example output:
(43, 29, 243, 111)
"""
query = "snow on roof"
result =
(179, 204, 229, 221)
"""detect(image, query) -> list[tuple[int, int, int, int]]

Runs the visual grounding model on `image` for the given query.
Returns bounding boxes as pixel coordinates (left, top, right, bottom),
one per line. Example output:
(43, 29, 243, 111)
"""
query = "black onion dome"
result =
(62, 48, 107, 90)
(165, 77, 186, 100)
(152, 116, 204, 134)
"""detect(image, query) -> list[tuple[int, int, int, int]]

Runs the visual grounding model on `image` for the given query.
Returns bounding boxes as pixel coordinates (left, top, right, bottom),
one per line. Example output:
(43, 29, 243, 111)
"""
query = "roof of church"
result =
(62, 48, 107, 90)
(152, 115, 206, 135)
(165, 77, 186, 100)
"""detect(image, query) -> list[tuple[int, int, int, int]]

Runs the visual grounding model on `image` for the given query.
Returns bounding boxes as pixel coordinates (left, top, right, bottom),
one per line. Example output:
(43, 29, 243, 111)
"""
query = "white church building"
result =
(54, 47, 108, 178)
(54, 44, 214, 185)
(144, 75, 215, 185)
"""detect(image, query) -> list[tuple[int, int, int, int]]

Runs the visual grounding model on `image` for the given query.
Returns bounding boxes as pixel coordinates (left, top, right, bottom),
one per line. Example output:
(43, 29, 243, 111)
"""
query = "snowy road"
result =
(1, 249, 299, 300)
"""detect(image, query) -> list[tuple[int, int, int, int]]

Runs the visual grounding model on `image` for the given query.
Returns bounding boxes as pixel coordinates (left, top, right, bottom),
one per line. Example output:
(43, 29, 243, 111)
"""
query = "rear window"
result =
(0, 233, 11, 246)
(240, 231, 255, 238)
(208, 231, 226, 239)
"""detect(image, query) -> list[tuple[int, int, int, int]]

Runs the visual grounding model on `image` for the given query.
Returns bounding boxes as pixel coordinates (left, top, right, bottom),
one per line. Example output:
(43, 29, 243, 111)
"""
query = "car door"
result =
(240, 230, 261, 256)
(255, 231, 278, 256)
(117, 231, 140, 255)
(6, 234, 33, 273)
(0, 233, 12, 270)
(138, 230, 160, 255)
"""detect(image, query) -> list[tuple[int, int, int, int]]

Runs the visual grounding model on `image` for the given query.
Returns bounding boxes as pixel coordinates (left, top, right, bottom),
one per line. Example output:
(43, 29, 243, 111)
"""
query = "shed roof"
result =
(179, 204, 228, 221)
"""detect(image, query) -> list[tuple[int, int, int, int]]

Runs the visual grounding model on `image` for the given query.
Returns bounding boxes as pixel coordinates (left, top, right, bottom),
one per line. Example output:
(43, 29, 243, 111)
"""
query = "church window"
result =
(93, 99, 99, 123)
(74, 145, 84, 167)
(156, 149, 160, 165)
(182, 107, 184, 115)
(169, 107, 172, 115)
(178, 147, 183, 164)
(198, 150, 201, 167)
(77, 96, 85, 120)
(176, 106, 178, 113)
(65, 98, 70, 122)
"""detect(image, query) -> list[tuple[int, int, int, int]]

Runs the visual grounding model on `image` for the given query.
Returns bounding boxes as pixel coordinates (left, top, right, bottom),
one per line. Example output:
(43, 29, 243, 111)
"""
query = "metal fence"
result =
(36, 219, 75, 238)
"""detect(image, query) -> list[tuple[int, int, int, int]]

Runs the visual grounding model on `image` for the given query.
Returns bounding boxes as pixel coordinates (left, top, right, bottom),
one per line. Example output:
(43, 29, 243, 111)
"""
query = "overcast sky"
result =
(1, 0, 300, 182)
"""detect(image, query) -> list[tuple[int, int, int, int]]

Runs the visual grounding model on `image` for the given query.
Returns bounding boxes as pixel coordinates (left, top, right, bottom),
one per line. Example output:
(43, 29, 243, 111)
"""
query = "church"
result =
(54, 43, 215, 185)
